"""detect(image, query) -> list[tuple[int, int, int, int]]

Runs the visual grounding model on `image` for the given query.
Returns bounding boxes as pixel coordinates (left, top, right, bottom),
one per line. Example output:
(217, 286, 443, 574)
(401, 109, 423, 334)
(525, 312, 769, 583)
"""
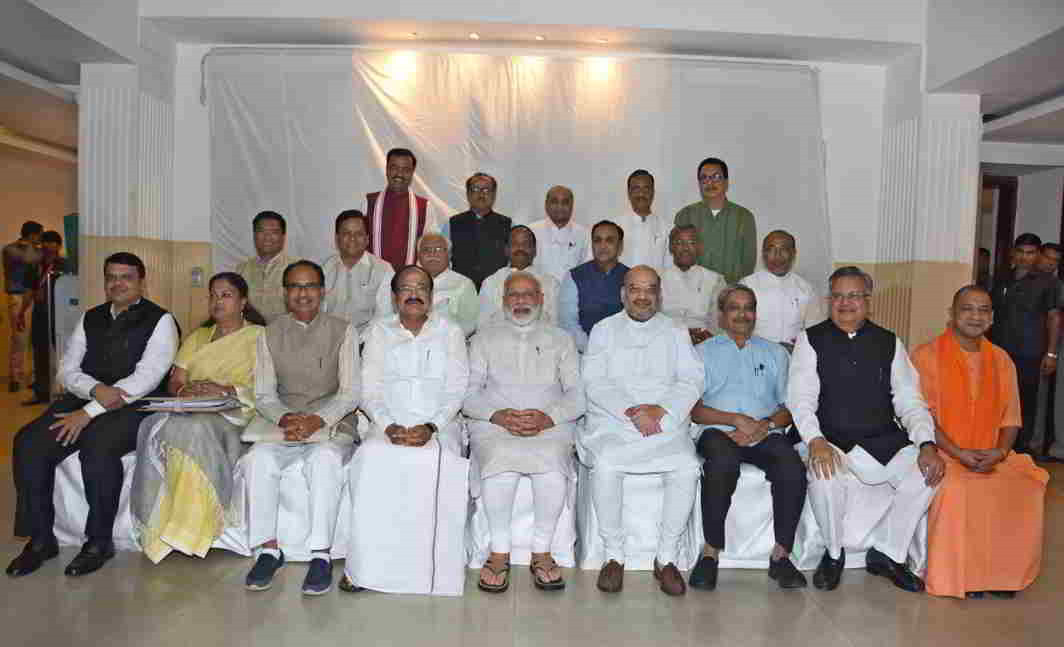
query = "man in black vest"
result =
(787, 266, 944, 593)
(441, 173, 511, 291)
(7, 252, 178, 578)
(560, 220, 629, 353)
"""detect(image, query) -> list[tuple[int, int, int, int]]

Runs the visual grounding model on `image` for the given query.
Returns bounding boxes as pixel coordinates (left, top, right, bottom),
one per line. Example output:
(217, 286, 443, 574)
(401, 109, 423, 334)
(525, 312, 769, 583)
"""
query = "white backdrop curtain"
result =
(206, 48, 832, 288)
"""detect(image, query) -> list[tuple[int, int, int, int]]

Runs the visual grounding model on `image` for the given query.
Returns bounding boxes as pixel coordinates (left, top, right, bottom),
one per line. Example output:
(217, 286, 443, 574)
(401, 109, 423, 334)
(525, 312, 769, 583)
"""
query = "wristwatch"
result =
(919, 441, 937, 451)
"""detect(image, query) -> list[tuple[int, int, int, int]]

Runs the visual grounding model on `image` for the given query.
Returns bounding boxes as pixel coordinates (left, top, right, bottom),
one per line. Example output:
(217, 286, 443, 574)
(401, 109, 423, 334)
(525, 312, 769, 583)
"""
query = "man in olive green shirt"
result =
(674, 157, 756, 284)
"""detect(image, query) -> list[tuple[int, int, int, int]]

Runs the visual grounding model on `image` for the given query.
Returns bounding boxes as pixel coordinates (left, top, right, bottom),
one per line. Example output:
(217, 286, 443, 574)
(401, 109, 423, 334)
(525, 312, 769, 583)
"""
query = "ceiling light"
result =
(597, 38, 609, 44)
(409, 32, 418, 37)
(469, 33, 480, 40)
(535, 35, 545, 41)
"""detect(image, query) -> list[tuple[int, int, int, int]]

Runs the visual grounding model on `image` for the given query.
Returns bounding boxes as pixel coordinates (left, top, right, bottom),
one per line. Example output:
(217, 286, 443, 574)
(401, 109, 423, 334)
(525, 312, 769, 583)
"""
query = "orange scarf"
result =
(933, 328, 1003, 450)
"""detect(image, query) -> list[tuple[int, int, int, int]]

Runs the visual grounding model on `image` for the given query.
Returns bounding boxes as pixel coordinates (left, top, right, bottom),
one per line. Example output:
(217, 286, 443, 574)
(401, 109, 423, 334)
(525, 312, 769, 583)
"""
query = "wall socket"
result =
(190, 266, 205, 287)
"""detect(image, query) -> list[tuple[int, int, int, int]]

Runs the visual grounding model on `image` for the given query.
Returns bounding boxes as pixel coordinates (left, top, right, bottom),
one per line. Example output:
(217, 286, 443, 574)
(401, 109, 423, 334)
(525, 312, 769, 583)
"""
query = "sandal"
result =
(530, 554, 565, 591)
(478, 554, 510, 593)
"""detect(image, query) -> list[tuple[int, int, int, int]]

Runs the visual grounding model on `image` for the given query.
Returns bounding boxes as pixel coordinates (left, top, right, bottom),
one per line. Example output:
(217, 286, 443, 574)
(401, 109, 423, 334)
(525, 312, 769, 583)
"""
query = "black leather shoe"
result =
(6, 540, 59, 577)
(865, 547, 924, 593)
(769, 556, 808, 589)
(688, 555, 718, 591)
(813, 548, 845, 590)
(64, 540, 115, 577)
(21, 396, 48, 406)
(988, 590, 1017, 599)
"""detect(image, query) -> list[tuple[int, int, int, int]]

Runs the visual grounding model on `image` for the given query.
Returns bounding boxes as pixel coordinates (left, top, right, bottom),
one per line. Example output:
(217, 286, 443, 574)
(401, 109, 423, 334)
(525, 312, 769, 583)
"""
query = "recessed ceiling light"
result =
(409, 32, 418, 37)
(535, 35, 545, 41)
(469, 32, 480, 40)
(596, 38, 609, 44)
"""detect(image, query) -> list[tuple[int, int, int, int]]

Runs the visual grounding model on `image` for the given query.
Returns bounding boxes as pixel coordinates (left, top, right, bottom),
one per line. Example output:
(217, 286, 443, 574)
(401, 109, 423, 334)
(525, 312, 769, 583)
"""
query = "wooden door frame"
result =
(983, 175, 1018, 280)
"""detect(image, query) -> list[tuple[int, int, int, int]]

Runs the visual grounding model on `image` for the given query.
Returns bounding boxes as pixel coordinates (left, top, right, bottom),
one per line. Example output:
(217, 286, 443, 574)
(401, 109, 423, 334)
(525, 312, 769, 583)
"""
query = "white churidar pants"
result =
(807, 444, 936, 563)
(243, 441, 351, 551)
(590, 465, 700, 566)
(482, 471, 567, 554)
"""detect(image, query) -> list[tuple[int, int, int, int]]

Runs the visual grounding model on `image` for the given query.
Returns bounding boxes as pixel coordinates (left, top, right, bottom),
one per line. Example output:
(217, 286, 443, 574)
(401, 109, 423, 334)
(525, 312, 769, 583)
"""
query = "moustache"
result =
(404, 297, 425, 305)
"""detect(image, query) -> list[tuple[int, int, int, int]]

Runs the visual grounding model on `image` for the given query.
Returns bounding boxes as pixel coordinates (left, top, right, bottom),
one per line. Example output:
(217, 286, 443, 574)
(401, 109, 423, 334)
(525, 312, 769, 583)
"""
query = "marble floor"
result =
(0, 389, 1062, 647)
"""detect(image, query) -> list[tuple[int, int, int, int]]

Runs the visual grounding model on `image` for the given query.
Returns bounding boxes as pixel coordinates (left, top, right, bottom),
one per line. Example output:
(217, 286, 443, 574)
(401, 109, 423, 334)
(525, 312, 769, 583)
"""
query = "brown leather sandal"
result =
(478, 554, 510, 593)
(530, 554, 565, 591)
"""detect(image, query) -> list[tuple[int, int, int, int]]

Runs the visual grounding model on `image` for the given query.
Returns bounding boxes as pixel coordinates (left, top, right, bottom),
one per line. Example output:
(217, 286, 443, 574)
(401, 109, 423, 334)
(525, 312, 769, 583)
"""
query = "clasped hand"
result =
(491, 409, 555, 436)
(625, 404, 666, 436)
(955, 447, 1005, 473)
(724, 414, 770, 447)
(280, 412, 325, 442)
(385, 423, 434, 447)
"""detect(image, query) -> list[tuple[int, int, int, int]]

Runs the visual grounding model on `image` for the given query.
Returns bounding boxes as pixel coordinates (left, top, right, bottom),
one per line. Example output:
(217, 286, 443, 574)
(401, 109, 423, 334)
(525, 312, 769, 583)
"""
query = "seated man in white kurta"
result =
(581, 265, 705, 597)
(241, 260, 360, 597)
(417, 233, 479, 337)
(341, 264, 471, 595)
(740, 230, 825, 351)
(465, 271, 585, 593)
(479, 225, 561, 328)
(661, 225, 725, 346)
(320, 210, 394, 336)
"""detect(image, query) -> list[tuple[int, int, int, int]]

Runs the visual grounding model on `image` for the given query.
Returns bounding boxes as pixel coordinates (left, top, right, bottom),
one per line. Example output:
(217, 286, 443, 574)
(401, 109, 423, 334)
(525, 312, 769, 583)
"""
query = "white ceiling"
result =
(0, 0, 126, 84)
(144, 17, 915, 64)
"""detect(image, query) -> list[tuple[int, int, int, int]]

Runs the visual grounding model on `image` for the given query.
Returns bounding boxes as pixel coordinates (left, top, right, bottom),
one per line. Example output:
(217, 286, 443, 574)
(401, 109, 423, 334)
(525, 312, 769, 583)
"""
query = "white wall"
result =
(1016, 167, 1064, 242)
(925, 0, 1064, 90)
(171, 45, 887, 262)
(141, 0, 924, 44)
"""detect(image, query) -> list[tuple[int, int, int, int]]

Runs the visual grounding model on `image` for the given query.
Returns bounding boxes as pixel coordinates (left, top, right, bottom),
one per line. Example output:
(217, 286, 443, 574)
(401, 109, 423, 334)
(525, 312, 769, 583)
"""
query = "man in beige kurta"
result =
(235, 211, 294, 323)
(465, 271, 585, 592)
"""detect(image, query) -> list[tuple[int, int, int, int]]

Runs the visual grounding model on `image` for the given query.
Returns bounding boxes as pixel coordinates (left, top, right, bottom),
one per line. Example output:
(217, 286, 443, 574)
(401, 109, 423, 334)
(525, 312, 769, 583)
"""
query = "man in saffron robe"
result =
(912, 285, 1049, 599)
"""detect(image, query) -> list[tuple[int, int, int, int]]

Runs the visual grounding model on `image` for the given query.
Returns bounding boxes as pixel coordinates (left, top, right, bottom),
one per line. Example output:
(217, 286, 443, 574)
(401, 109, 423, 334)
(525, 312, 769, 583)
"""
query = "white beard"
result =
(504, 304, 542, 328)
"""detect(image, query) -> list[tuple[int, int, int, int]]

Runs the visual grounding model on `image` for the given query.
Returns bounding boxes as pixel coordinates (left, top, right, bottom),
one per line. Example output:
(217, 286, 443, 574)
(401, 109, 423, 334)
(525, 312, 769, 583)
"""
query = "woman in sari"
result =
(131, 272, 266, 563)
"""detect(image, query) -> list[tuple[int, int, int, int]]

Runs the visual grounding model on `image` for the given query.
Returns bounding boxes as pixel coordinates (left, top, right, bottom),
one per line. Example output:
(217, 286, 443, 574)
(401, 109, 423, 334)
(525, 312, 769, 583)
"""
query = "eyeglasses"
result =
(283, 283, 323, 291)
(700, 173, 726, 183)
(420, 246, 448, 254)
(468, 186, 495, 194)
(829, 292, 868, 302)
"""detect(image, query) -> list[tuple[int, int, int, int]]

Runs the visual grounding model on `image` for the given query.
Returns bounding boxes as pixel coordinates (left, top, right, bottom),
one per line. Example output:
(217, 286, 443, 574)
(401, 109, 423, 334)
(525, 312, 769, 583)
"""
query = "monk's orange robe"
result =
(912, 330, 1048, 599)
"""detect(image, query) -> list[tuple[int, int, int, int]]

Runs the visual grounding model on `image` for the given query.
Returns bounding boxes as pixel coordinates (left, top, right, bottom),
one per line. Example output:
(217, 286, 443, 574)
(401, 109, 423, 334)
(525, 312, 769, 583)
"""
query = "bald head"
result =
(622, 265, 661, 322)
(545, 185, 575, 227)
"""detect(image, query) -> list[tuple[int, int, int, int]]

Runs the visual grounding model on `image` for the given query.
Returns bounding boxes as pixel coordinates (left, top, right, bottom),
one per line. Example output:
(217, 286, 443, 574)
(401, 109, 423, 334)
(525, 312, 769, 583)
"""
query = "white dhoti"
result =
(242, 440, 353, 551)
(807, 443, 936, 563)
(343, 434, 469, 596)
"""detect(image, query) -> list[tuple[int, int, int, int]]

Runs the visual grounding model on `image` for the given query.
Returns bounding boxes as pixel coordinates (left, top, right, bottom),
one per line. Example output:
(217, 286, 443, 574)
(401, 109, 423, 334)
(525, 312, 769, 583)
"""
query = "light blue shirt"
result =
(697, 333, 789, 433)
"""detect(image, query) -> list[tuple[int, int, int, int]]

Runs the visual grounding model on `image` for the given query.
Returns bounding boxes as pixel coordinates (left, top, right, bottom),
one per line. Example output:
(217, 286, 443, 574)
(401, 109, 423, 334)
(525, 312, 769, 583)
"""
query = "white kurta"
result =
(429, 268, 480, 337)
(345, 312, 471, 595)
(616, 211, 671, 272)
(580, 311, 705, 472)
(527, 219, 591, 284)
(741, 269, 825, 345)
(464, 321, 585, 481)
(660, 264, 726, 334)
(478, 265, 561, 329)
(321, 252, 395, 334)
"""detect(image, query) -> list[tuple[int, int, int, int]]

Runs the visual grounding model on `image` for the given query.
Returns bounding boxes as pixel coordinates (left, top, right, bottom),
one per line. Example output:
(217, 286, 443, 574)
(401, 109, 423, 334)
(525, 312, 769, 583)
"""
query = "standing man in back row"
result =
(989, 233, 1060, 455)
(674, 157, 756, 284)
(528, 186, 590, 285)
(366, 148, 436, 271)
(235, 211, 294, 323)
(441, 173, 511, 291)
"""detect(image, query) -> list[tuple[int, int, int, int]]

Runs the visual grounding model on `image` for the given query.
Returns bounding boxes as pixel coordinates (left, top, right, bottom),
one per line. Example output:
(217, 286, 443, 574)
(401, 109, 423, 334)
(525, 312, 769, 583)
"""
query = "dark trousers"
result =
(697, 429, 807, 553)
(29, 300, 51, 400)
(13, 395, 147, 542)
(1013, 355, 1042, 453)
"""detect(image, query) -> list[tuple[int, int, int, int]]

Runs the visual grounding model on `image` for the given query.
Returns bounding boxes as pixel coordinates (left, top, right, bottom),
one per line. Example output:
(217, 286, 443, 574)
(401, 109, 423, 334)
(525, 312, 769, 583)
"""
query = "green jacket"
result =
(674, 200, 757, 284)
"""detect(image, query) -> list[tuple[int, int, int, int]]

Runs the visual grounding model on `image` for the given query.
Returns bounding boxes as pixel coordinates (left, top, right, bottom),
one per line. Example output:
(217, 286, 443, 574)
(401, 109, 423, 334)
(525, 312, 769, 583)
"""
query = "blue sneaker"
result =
(302, 558, 333, 596)
(245, 550, 284, 591)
